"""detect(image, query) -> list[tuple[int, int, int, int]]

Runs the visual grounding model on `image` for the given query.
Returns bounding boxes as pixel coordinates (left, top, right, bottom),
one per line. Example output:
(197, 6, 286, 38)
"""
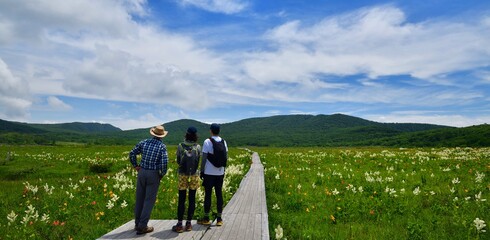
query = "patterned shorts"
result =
(178, 174, 200, 190)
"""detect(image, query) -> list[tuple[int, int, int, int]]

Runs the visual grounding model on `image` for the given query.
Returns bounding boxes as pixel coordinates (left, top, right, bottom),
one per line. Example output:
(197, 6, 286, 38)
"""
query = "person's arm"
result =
(159, 144, 168, 178)
(129, 141, 142, 170)
(176, 144, 182, 165)
(201, 152, 207, 173)
(200, 140, 209, 178)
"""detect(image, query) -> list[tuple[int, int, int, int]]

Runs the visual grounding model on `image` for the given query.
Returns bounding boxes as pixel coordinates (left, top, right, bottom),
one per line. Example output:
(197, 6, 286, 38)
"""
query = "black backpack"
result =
(207, 137, 227, 168)
(179, 143, 199, 175)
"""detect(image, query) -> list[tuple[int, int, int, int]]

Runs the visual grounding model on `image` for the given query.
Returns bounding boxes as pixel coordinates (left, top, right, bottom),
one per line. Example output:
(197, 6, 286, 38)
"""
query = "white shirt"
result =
(202, 136, 228, 176)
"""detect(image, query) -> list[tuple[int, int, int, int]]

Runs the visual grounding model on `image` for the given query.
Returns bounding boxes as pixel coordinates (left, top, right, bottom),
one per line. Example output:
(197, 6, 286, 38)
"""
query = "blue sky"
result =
(1, 0, 490, 130)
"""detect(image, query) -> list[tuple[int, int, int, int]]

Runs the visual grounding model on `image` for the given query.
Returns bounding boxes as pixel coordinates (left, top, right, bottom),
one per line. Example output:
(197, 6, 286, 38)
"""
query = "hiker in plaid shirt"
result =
(129, 125, 169, 235)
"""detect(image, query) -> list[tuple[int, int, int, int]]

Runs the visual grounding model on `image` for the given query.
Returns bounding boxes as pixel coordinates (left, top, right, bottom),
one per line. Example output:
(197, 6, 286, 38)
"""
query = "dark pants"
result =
(177, 189, 197, 221)
(134, 169, 161, 228)
(203, 174, 224, 215)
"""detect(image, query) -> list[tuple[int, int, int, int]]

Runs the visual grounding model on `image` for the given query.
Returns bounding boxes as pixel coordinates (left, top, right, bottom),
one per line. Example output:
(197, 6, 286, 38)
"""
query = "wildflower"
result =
(475, 192, 487, 202)
(297, 184, 301, 191)
(329, 215, 336, 223)
(121, 200, 128, 208)
(275, 174, 280, 180)
(41, 213, 50, 223)
(430, 191, 435, 195)
(413, 187, 421, 196)
(332, 188, 339, 195)
(106, 201, 114, 209)
(358, 186, 363, 193)
(475, 171, 485, 183)
(450, 187, 456, 194)
(453, 197, 459, 202)
(7, 211, 17, 224)
(272, 204, 280, 210)
(474, 218, 486, 233)
(312, 183, 316, 189)
(275, 224, 284, 240)
(452, 178, 460, 184)
(87, 187, 92, 191)
(53, 220, 60, 226)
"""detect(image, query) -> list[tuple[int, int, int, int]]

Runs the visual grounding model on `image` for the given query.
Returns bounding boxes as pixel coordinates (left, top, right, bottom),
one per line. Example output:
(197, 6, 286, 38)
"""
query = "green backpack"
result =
(179, 143, 199, 175)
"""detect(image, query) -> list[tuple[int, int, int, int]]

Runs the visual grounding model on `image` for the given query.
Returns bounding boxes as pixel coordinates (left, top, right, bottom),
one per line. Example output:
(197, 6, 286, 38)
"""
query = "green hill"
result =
(1, 114, 488, 147)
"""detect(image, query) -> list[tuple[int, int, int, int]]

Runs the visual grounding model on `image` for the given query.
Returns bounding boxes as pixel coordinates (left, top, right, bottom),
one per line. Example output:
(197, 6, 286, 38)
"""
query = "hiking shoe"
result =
(197, 218, 211, 225)
(216, 217, 223, 226)
(136, 226, 154, 235)
(172, 223, 184, 233)
(185, 221, 192, 231)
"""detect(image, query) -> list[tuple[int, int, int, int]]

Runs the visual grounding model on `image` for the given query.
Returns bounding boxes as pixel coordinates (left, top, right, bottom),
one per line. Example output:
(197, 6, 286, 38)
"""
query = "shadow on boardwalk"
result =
(98, 152, 269, 240)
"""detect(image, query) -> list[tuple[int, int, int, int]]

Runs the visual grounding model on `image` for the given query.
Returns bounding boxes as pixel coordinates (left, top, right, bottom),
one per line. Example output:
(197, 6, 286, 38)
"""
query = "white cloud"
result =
(0, 58, 31, 120)
(179, 0, 248, 14)
(1, 2, 489, 127)
(101, 111, 190, 130)
(244, 5, 490, 83)
(0, 0, 226, 111)
(47, 96, 72, 111)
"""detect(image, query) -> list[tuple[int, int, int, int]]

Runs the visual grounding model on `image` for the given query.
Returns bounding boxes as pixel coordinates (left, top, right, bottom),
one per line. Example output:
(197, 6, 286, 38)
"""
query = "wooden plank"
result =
(100, 152, 270, 240)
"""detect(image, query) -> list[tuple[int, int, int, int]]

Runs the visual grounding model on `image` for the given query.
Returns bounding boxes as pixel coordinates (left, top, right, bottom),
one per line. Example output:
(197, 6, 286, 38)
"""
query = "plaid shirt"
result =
(129, 137, 168, 176)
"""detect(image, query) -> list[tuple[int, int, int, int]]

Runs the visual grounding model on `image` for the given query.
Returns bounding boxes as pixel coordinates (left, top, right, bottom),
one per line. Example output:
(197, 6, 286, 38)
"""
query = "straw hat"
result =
(150, 125, 168, 138)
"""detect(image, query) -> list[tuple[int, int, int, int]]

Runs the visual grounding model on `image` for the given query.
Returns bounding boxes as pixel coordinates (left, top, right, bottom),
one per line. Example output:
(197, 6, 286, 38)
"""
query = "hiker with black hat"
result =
(172, 126, 201, 233)
(129, 125, 169, 235)
(198, 123, 228, 227)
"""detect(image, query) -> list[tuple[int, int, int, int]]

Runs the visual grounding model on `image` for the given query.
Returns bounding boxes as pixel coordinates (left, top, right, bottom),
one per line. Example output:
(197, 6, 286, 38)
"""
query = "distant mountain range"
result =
(1, 114, 489, 147)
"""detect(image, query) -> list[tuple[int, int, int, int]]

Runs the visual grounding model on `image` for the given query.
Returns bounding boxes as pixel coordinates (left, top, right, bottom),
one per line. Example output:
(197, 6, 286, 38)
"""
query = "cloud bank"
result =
(0, 2, 489, 127)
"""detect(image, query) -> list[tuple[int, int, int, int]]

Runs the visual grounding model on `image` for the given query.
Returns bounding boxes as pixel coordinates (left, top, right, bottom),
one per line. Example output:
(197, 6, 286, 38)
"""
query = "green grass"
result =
(258, 147, 490, 240)
(0, 145, 251, 239)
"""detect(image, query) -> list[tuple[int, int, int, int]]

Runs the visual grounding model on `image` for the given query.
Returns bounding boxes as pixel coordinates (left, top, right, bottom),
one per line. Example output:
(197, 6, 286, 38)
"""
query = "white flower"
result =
(332, 188, 339, 195)
(465, 197, 471, 201)
(79, 178, 86, 184)
(413, 187, 421, 196)
(297, 184, 301, 191)
(121, 200, 128, 208)
(87, 187, 92, 191)
(275, 174, 280, 180)
(358, 186, 363, 193)
(111, 194, 119, 202)
(450, 187, 456, 194)
(272, 204, 280, 210)
(400, 188, 406, 194)
(453, 197, 459, 202)
(474, 218, 487, 233)
(452, 178, 460, 184)
(311, 183, 316, 189)
(106, 201, 114, 209)
(430, 191, 436, 195)
(475, 192, 487, 202)
(41, 213, 50, 223)
(7, 211, 17, 223)
(275, 224, 284, 240)
(475, 171, 485, 183)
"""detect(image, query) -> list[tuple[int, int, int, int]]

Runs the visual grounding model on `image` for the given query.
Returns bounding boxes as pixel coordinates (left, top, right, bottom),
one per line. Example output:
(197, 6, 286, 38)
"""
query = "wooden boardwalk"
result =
(98, 152, 269, 240)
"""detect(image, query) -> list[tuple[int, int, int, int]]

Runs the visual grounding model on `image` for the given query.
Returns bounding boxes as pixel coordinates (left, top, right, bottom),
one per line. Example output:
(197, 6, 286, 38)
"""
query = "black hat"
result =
(187, 126, 197, 134)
